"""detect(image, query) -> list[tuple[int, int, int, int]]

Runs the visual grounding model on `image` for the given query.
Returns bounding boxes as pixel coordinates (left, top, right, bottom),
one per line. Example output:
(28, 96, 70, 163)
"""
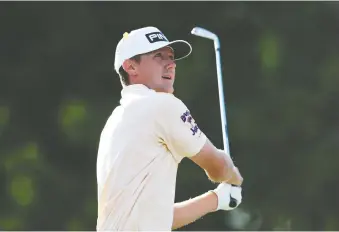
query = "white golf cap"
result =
(114, 26, 192, 73)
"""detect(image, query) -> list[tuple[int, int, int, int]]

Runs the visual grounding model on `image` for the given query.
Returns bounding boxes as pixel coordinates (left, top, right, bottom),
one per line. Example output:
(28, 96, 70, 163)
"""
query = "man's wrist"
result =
(217, 149, 236, 182)
(206, 190, 219, 212)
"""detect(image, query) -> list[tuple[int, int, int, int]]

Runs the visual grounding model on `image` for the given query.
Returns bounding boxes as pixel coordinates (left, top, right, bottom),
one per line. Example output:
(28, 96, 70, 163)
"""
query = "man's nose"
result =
(166, 60, 176, 69)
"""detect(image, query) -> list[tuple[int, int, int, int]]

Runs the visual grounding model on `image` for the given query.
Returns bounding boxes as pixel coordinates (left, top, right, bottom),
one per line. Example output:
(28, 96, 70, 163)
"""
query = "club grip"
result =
(229, 184, 241, 208)
(229, 197, 238, 208)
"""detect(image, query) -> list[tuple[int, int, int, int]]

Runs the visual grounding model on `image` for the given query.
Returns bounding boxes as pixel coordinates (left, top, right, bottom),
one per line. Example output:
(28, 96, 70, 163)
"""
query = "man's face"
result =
(131, 46, 177, 94)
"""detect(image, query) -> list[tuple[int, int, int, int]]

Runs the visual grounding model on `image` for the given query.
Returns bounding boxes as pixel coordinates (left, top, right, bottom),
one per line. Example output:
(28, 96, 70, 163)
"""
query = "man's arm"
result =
(172, 191, 217, 230)
(171, 183, 242, 230)
(154, 94, 244, 228)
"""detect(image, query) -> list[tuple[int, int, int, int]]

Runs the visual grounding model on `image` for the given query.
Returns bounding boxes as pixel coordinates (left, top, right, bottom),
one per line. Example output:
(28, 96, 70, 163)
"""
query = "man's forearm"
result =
(206, 150, 243, 186)
(172, 191, 217, 230)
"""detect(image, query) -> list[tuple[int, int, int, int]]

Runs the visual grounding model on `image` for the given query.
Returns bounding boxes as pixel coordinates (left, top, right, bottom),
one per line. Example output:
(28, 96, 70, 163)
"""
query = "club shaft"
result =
(214, 44, 230, 156)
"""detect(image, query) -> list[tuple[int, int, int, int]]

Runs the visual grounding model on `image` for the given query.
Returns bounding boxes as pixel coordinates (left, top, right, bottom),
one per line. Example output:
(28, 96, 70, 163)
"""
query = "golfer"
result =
(96, 26, 243, 231)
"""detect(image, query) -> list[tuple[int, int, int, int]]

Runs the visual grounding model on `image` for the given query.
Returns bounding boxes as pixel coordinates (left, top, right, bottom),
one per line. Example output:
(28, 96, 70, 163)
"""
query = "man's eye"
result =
(169, 55, 174, 60)
(155, 53, 162, 58)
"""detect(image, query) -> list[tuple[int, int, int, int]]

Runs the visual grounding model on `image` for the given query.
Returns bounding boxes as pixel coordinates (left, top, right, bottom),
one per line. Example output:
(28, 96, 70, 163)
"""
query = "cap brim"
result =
(167, 40, 192, 61)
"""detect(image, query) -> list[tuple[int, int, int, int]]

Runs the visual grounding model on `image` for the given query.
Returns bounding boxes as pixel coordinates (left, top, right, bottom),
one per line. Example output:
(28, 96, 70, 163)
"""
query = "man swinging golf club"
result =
(96, 26, 243, 231)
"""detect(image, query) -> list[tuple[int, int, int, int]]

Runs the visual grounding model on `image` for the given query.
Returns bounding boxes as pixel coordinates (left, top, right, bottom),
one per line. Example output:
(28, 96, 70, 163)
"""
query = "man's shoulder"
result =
(148, 93, 190, 122)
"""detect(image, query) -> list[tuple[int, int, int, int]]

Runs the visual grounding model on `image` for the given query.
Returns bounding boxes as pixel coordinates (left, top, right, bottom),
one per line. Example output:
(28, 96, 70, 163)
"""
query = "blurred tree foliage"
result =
(1, 2, 339, 231)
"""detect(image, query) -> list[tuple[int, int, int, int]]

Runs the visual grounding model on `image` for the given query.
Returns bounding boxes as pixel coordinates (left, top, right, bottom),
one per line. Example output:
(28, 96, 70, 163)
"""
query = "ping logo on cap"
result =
(145, 32, 168, 43)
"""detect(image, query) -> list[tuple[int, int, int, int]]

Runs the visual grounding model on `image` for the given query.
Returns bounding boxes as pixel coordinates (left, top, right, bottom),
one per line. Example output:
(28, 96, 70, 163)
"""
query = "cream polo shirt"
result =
(96, 84, 207, 231)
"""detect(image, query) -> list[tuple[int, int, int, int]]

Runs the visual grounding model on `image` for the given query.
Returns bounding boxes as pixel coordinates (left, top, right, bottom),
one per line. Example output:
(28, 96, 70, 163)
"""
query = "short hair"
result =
(118, 54, 141, 86)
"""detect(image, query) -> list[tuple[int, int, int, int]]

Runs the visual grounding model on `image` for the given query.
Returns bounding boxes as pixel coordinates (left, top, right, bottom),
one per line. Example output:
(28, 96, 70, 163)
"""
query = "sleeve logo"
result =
(180, 110, 200, 136)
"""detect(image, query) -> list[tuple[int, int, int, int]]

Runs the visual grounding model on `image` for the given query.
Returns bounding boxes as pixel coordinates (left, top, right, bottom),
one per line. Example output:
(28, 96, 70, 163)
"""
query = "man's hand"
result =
(211, 183, 242, 211)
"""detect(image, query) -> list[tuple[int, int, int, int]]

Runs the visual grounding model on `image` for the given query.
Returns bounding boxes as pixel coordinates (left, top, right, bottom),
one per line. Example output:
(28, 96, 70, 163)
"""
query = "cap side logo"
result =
(145, 32, 168, 43)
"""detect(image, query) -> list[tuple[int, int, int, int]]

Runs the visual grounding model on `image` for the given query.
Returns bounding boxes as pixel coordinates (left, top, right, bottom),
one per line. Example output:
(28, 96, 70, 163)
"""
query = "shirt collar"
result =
(121, 84, 155, 96)
(120, 84, 155, 106)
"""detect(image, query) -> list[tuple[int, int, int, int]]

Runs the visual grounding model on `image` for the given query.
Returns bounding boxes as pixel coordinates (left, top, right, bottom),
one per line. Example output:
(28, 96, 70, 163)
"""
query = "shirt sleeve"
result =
(154, 93, 207, 159)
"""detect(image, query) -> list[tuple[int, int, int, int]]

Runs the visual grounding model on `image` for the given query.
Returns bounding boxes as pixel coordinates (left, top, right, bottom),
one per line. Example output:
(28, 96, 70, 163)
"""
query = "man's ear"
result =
(122, 59, 138, 76)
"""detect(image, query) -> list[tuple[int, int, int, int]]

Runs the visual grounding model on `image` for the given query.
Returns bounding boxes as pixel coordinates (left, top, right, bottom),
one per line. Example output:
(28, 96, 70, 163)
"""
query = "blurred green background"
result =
(1, 1, 339, 231)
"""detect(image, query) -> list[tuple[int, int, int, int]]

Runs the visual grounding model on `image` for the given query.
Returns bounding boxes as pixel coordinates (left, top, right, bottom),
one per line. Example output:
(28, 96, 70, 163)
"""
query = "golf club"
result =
(191, 26, 238, 208)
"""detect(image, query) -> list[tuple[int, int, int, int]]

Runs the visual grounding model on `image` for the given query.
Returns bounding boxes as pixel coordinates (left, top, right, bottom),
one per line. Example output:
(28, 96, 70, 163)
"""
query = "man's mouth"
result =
(162, 76, 171, 80)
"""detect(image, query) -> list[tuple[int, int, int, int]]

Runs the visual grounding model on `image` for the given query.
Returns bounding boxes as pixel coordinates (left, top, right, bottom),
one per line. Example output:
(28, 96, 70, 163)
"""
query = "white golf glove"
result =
(211, 183, 242, 211)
